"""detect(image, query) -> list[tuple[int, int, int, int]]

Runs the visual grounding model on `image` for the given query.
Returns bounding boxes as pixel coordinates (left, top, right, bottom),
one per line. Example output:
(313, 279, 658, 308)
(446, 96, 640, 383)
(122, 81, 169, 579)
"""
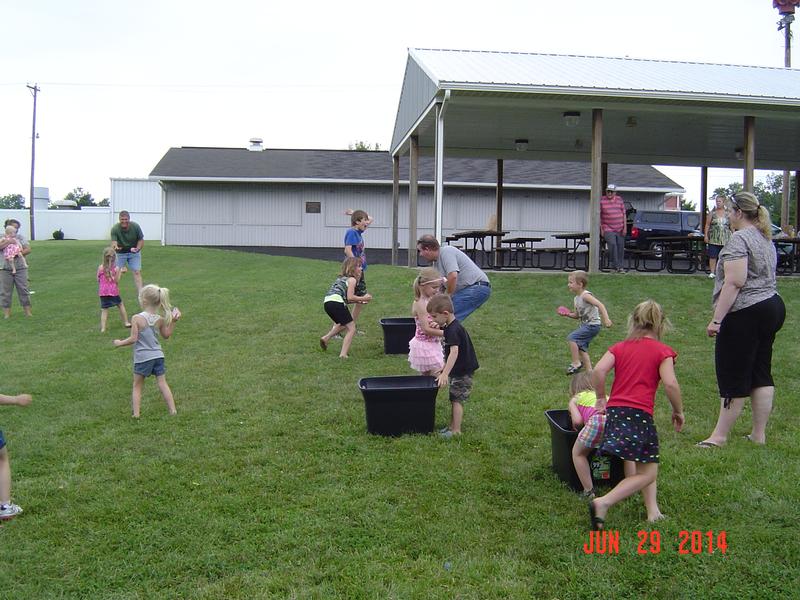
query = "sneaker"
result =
(0, 503, 23, 520)
(566, 364, 583, 375)
(439, 429, 460, 439)
(579, 488, 597, 501)
(708, 273, 716, 279)
(356, 330, 366, 336)
(332, 333, 343, 340)
(438, 426, 451, 434)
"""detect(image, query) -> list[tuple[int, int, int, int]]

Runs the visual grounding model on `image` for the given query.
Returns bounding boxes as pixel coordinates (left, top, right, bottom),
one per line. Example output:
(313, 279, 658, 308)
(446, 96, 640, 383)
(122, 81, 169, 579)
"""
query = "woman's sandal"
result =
(695, 440, 720, 448)
(589, 501, 605, 531)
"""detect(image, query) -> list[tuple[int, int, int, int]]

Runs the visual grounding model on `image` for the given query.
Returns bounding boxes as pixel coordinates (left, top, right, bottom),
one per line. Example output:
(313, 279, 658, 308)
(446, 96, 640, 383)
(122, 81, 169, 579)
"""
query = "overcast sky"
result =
(1, 0, 795, 206)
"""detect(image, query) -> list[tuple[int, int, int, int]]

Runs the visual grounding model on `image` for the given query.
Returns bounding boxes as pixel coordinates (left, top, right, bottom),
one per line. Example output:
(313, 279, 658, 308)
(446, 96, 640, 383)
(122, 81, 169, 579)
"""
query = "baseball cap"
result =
(606, 184, 616, 191)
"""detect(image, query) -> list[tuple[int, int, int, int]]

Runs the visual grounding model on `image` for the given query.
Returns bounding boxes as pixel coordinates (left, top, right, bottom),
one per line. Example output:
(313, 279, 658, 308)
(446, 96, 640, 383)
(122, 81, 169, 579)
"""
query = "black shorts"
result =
(716, 294, 785, 398)
(324, 301, 352, 326)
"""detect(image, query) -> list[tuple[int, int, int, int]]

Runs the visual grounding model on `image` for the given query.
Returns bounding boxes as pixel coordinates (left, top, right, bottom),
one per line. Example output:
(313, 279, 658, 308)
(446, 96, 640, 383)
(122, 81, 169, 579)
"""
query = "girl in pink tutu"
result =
(408, 268, 445, 375)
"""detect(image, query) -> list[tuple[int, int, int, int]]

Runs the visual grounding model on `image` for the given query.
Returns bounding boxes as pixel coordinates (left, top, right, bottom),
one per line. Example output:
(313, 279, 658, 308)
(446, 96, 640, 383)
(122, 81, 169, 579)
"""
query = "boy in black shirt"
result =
(427, 294, 479, 438)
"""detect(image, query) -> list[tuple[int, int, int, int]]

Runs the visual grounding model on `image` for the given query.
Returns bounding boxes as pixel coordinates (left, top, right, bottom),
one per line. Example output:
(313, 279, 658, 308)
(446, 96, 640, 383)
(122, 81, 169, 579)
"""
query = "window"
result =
(305, 201, 321, 214)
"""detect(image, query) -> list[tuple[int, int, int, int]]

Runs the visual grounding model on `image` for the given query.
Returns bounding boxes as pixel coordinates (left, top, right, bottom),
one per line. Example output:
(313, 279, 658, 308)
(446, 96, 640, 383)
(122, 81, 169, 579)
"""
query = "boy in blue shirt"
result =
(344, 209, 372, 331)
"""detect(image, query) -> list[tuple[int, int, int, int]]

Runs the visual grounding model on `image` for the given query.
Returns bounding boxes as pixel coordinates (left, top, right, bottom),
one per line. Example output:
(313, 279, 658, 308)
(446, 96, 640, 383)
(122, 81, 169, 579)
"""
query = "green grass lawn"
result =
(2, 241, 798, 599)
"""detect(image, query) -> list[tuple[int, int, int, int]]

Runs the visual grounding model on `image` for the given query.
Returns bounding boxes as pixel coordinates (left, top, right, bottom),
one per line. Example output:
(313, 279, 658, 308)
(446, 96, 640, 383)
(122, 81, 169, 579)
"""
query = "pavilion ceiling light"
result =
(562, 111, 581, 127)
(514, 139, 529, 152)
(734, 147, 744, 160)
(625, 116, 638, 127)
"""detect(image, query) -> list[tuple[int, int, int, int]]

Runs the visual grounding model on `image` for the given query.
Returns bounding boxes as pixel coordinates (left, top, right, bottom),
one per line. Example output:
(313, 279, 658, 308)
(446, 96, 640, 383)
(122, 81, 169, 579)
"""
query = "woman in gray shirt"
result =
(698, 192, 785, 448)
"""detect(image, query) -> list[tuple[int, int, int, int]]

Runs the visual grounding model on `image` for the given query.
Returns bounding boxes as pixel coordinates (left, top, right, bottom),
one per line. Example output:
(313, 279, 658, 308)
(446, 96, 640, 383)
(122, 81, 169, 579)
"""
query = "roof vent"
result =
(248, 137, 264, 152)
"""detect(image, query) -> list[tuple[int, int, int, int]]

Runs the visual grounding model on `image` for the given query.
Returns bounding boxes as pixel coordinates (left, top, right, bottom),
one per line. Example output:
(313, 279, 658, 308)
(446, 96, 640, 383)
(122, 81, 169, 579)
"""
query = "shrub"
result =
(52, 228, 65, 240)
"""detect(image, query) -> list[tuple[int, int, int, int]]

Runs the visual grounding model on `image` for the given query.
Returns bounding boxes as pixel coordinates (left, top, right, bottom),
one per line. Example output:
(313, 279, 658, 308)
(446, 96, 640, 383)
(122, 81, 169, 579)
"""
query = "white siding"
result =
(164, 181, 666, 249)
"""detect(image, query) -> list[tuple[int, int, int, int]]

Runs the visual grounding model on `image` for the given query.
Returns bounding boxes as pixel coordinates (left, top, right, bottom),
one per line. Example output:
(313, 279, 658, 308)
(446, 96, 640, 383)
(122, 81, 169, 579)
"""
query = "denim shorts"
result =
(115, 251, 142, 271)
(100, 295, 122, 309)
(134, 357, 165, 377)
(567, 324, 601, 352)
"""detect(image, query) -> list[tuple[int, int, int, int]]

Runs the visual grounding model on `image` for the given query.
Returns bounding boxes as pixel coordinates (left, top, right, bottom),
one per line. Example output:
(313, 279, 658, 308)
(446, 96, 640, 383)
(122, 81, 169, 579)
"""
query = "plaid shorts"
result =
(577, 413, 606, 448)
(449, 374, 473, 403)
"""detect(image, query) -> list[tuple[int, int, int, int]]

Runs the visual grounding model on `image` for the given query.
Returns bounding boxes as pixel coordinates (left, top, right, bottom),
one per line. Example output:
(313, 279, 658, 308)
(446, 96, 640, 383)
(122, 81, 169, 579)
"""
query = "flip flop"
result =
(743, 434, 764, 445)
(695, 441, 720, 448)
(319, 338, 328, 351)
(588, 501, 605, 531)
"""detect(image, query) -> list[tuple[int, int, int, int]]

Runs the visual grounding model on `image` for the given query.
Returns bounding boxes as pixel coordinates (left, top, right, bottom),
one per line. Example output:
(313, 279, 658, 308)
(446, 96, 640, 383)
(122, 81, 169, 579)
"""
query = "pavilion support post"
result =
(700, 166, 709, 232)
(495, 159, 503, 266)
(434, 102, 445, 242)
(391, 155, 400, 266)
(408, 136, 419, 268)
(601, 162, 608, 191)
(781, 170, 790, 230)
(589, 109, 603, 274)
(743, 116, 755, 193)
(795, 170, 800, 232)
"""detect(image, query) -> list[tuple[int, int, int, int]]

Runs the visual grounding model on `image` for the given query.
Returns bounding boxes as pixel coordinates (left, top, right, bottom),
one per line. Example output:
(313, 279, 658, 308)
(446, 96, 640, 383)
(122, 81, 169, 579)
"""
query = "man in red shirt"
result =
(600, 184, 627, 273)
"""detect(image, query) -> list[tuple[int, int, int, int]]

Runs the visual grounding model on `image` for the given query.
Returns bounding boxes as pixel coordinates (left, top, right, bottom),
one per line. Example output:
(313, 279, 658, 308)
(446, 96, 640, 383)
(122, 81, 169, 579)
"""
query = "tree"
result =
(679, 197, 696, 211)
(0, 193, 25, 209)
(98, 198, 110, 207)
(713, 174, 796, 225)
(64, 187, 96, 207)
(348, 141, 381, 151)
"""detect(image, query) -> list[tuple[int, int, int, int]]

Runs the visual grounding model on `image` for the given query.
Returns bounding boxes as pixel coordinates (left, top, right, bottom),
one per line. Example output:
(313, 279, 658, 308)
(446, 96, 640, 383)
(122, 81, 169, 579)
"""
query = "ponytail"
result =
(732, 192, 772, 240)
(755, 205, 772, 240)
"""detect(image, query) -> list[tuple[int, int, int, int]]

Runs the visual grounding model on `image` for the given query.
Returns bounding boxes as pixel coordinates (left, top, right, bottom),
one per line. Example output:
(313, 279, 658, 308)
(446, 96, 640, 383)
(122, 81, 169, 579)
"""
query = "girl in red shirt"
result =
(588, 300, 685, 530)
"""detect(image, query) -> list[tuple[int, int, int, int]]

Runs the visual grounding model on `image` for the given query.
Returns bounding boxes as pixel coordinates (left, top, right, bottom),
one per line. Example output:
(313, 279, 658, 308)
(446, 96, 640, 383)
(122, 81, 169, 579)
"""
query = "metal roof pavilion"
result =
(389, 48, 800, 271)
(392, 48, 800, 167)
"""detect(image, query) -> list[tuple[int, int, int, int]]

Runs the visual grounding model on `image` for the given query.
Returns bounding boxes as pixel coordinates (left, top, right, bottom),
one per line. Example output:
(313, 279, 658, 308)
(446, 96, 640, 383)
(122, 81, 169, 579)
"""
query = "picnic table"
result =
(774, 236, 800, 275)
(448, 230, 509, 268)
(648, 235, 705, 273)
(500, 236, 545, 268)
(552, 232, 590, 270)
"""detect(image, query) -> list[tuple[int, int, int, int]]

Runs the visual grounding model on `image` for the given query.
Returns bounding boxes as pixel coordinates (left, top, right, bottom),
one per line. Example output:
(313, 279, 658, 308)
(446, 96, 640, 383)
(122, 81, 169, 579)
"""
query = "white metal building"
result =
(149, 146, 682, 249)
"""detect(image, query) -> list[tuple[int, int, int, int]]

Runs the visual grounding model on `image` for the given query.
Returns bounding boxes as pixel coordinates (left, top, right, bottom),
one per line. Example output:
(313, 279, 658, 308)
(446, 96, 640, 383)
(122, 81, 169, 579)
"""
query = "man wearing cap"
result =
(600, 184, 627, 273)
(416, 234, 491, 322)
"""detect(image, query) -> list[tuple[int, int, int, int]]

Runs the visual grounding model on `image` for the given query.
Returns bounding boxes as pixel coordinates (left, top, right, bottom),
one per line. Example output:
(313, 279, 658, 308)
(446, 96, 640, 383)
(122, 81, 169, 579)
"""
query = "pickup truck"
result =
(626, 210, 702, 253)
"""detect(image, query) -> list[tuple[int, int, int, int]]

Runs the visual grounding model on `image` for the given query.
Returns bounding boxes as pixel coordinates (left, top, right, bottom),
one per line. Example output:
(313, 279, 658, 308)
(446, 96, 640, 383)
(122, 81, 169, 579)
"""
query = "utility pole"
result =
(775, 1, 797, 231)
(27, 83, 39, 240)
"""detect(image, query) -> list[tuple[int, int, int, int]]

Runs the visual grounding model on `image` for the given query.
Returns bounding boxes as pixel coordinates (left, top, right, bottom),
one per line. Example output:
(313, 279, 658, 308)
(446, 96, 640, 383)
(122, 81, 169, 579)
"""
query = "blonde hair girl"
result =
(408, 268, 445, 375)
(113, 284, 181, 417)
(97, 246, 130, 332)
(589, 300, 684, 529)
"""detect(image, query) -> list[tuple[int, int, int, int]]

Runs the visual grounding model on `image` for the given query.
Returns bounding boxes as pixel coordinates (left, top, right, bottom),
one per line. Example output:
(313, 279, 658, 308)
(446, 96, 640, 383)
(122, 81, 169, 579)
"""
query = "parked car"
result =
(626, 210, 702, 254)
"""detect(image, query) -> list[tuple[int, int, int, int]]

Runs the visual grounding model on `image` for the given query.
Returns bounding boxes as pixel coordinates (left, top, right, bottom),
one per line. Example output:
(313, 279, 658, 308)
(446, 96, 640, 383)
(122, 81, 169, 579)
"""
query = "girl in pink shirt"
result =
(97, 247, 130, 332)
(588, 300, 685, 530)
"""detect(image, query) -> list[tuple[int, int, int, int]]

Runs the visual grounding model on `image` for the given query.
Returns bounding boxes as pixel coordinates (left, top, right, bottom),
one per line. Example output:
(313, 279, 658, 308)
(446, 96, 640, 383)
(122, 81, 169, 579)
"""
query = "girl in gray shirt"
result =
(114, 284, 181, 418)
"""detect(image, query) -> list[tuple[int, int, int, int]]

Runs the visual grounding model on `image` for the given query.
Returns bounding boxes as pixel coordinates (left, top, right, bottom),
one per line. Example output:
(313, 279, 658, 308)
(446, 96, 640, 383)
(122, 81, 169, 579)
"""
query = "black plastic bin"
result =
(358, 375, 438, 436)
(380, 317, 417, 354)
(544, 409, 625, 492)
